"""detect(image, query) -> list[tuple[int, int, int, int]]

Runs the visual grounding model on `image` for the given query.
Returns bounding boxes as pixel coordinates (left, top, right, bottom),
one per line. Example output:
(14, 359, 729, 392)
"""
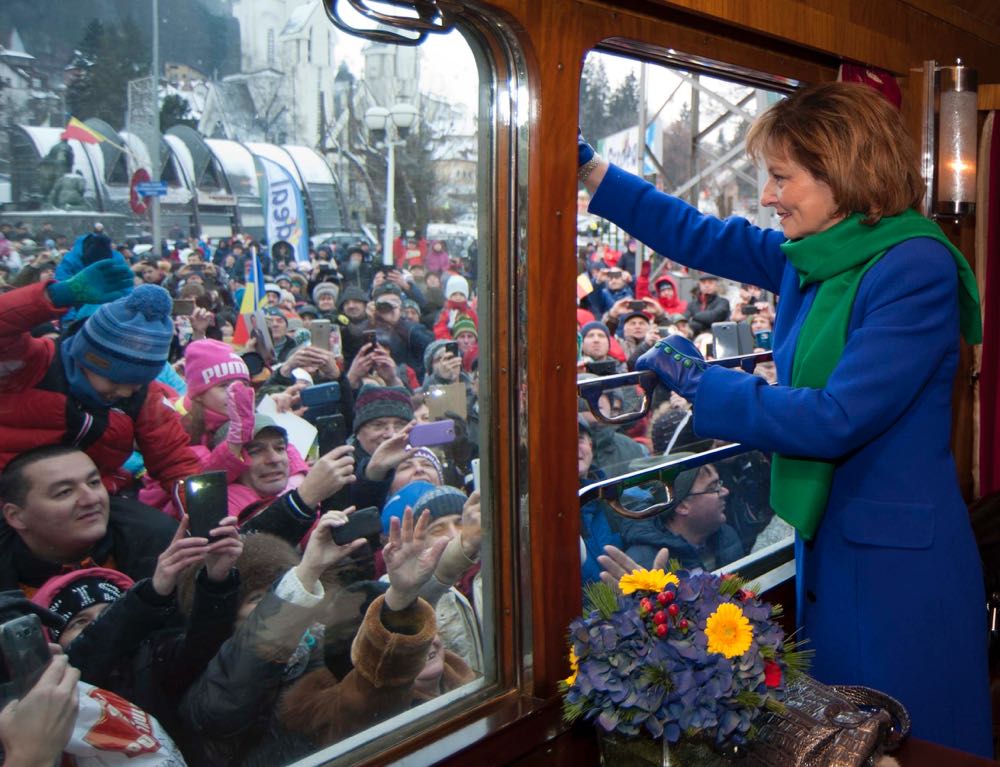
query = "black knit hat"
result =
(353, 384, 414, 431)
(338, 285, 369, 309)
(413, 485, 467, 520)
(372, 282, 403, 300)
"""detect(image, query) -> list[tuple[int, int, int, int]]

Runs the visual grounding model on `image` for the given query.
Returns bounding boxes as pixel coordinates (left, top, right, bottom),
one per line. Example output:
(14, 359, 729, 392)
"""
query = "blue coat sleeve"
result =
(693, 240, 959, 459)
(589, 165, 787, 295)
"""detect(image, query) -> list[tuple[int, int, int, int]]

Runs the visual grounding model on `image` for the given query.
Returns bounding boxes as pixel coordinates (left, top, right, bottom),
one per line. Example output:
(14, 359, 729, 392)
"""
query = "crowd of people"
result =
(574, 238, 789, 582)
(0, 224, 485, 765)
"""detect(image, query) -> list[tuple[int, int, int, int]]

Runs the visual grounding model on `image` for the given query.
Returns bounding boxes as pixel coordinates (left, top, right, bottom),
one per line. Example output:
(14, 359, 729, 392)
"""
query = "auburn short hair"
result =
(746, 81, 924, 225)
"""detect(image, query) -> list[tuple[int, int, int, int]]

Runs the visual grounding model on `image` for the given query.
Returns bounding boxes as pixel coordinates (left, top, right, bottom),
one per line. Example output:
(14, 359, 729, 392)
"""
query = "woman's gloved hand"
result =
(635, 334, 707, 402)
(578, 127, 595, 166)
(46, 257, 134, 308)
(225, 380, 257, 446)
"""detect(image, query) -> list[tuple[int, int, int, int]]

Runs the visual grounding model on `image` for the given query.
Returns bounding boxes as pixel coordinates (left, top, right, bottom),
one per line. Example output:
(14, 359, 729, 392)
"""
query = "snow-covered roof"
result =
(245, 143, 303, 187)
(283, 145, 334, 185)
(280, 1, 318, 37)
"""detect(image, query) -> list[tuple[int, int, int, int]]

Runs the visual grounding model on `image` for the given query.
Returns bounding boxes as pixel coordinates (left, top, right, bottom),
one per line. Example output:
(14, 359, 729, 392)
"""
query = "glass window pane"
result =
(577, 50, 793, 589)
(2, 3, 493, 764)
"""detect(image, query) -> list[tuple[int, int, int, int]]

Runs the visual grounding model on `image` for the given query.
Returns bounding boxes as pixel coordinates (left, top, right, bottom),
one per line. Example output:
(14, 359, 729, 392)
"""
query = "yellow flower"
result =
(564, 647, 579, 686)
(705, 602, 754, 659)
(618, 568, 680, 595)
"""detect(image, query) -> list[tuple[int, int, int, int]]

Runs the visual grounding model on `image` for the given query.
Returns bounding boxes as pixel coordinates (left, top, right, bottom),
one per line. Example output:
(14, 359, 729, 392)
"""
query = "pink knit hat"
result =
(184, 339, 250, 399)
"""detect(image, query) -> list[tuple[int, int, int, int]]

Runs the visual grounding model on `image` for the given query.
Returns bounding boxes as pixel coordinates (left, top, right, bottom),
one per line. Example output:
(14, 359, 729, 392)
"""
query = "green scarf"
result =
(771, 209, 981, 540)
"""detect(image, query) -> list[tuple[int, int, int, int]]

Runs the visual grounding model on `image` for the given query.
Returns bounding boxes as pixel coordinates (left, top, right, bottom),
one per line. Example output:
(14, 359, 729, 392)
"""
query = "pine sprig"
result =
(640, 663, 675, 692)
(781, 632, 813, 680)
(583, 580, 619, 620)
(735, 691, 762, 708)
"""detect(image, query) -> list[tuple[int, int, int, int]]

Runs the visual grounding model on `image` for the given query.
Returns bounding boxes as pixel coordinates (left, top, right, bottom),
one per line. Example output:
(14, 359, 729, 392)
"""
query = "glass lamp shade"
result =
(364, 106, 390, 132)
(936, 61, 978, 217)
(390, 102, 418, 129)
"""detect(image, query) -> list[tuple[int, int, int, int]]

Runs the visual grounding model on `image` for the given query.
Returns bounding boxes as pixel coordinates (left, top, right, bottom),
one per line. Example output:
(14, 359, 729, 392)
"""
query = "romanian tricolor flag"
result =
(232, 246, 266, 346)
(60, 117, 106, 145)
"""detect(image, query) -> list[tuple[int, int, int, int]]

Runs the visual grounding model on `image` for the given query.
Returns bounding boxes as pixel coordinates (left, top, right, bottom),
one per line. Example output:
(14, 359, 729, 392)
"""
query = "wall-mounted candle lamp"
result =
(935, 60, 978, 218)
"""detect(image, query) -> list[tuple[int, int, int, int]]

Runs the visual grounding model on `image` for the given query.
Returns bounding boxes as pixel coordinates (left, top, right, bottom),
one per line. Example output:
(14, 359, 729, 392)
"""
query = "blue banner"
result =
(259, 157, 310, 264)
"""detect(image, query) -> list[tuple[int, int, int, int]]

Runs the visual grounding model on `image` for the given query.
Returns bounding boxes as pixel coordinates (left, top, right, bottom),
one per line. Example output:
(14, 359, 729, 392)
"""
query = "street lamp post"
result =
(364, 102, 417, 266)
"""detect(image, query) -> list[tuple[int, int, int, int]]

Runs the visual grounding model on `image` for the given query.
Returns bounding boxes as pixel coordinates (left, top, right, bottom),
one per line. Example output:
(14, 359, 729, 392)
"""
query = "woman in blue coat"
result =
(578, 81, 991, 756)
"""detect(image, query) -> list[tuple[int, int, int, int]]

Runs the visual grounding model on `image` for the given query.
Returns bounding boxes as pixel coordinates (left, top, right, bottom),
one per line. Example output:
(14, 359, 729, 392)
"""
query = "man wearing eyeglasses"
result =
(353, 283, 434, 379)
(619, 463, 743, 572)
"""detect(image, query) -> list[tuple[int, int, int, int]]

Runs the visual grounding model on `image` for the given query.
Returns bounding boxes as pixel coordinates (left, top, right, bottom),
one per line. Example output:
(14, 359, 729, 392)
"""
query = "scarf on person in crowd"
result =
(772, 209, 982, 540)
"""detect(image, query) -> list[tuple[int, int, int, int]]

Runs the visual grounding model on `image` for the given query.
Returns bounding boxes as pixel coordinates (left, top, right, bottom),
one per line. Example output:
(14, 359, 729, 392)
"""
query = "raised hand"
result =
(597, 544, 671, 590)
(46, 257, 134, 308)
(365, 421, 415, 481)
(296, 445, 356, 507)
(152, 517, 210, 596)
(295, 508, 368, 587)
(459, 490, 482, 560)
(383, 506, 450, 611)
(203, 517, 243, 582)
(225, 380, 256, 446)
(0, 655, 79, 766)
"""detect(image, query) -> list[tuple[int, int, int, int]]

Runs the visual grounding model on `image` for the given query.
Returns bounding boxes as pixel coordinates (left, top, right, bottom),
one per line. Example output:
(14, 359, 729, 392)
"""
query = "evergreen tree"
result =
(160, 94, 197, 131)
(606, 71, 640, 135)
(579, 58, 611, 142)
(64, 18, 148, 128)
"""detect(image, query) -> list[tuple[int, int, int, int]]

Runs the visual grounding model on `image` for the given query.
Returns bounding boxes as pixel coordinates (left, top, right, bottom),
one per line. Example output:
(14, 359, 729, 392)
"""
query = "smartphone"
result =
(711, 320, 755, 357)
(300, 381, 342, 408)
(741, 304, 758, 316)
(628, 300, 646, 312)
(362, 329, 378, 349)
(471, 457, 480, 493)
(443, 341, 460, 358)
(408, 419, 456, 447)
(316, 414, 348, 456)
(585, 359, 618, 376)
(309, 319, 331, 351)
(172, 299, 195, 317)
(184, 471, 228, 540)
(0, 615, 52, 698)
(329, 324, 343, 358)
(753, 330, 773, 351)
(606, 270, 622, 279)
(331, 506, 382, 545)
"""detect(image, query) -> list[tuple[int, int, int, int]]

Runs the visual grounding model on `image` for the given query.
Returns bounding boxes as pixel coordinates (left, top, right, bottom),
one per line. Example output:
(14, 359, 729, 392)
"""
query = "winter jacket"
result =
(683, 290, 731, 335)
(432, 301, 479, 340)
(580, 497, 623, 585)
(0, 281, 203, 496)
(590, 423, 648, 477)
(179, 571, 325, 767)
(619, 515, 743, 572)
(586, 282, 634, 317)
(0, 496, 178, 595)
(635, 264, 688, 315)
(352, 317, 434, 380)
(590, 162, 992, 755)
(276, 594, 437, 749)
(63, 569, 239, 760)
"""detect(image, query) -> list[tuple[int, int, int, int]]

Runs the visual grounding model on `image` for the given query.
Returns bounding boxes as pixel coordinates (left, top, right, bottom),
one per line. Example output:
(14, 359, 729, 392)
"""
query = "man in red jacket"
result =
(0, 243, 201, 496)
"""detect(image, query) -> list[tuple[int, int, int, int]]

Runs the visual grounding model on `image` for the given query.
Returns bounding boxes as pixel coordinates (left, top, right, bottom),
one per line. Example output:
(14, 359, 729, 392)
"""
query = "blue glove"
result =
(46, 257, 135, 308)
(578, 127, 595, 166)
(635, 334, 707, 402)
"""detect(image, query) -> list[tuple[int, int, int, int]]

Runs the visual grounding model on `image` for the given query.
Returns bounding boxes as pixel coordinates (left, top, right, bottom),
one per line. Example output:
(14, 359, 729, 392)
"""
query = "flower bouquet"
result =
(561, 565, 810, 766)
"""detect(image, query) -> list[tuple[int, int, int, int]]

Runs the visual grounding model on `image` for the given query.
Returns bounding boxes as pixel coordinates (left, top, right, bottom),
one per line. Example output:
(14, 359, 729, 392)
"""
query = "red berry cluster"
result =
(638, 589, 689, 638)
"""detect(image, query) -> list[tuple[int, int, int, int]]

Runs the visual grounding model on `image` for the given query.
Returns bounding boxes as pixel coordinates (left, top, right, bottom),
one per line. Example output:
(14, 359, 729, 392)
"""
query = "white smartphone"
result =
(471, 458, 480, 493)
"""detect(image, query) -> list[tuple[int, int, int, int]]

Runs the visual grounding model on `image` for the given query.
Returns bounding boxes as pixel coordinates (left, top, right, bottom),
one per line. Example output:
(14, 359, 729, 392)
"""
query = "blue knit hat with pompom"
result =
(69, 284, 174, 384)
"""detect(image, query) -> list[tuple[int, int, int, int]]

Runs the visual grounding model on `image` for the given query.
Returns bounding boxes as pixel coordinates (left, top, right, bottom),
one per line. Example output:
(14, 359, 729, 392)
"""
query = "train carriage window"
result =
(577, 50, 795, 586)
(4, 1, 505, 764)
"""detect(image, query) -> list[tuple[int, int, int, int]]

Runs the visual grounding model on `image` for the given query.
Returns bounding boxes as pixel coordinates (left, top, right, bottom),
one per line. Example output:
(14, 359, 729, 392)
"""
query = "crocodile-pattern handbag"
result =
(743, 675, 910, 767)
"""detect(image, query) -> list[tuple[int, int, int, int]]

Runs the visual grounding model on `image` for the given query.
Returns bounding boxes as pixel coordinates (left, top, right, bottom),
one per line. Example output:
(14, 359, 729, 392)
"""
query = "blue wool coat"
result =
(590, 164, 992, 756)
